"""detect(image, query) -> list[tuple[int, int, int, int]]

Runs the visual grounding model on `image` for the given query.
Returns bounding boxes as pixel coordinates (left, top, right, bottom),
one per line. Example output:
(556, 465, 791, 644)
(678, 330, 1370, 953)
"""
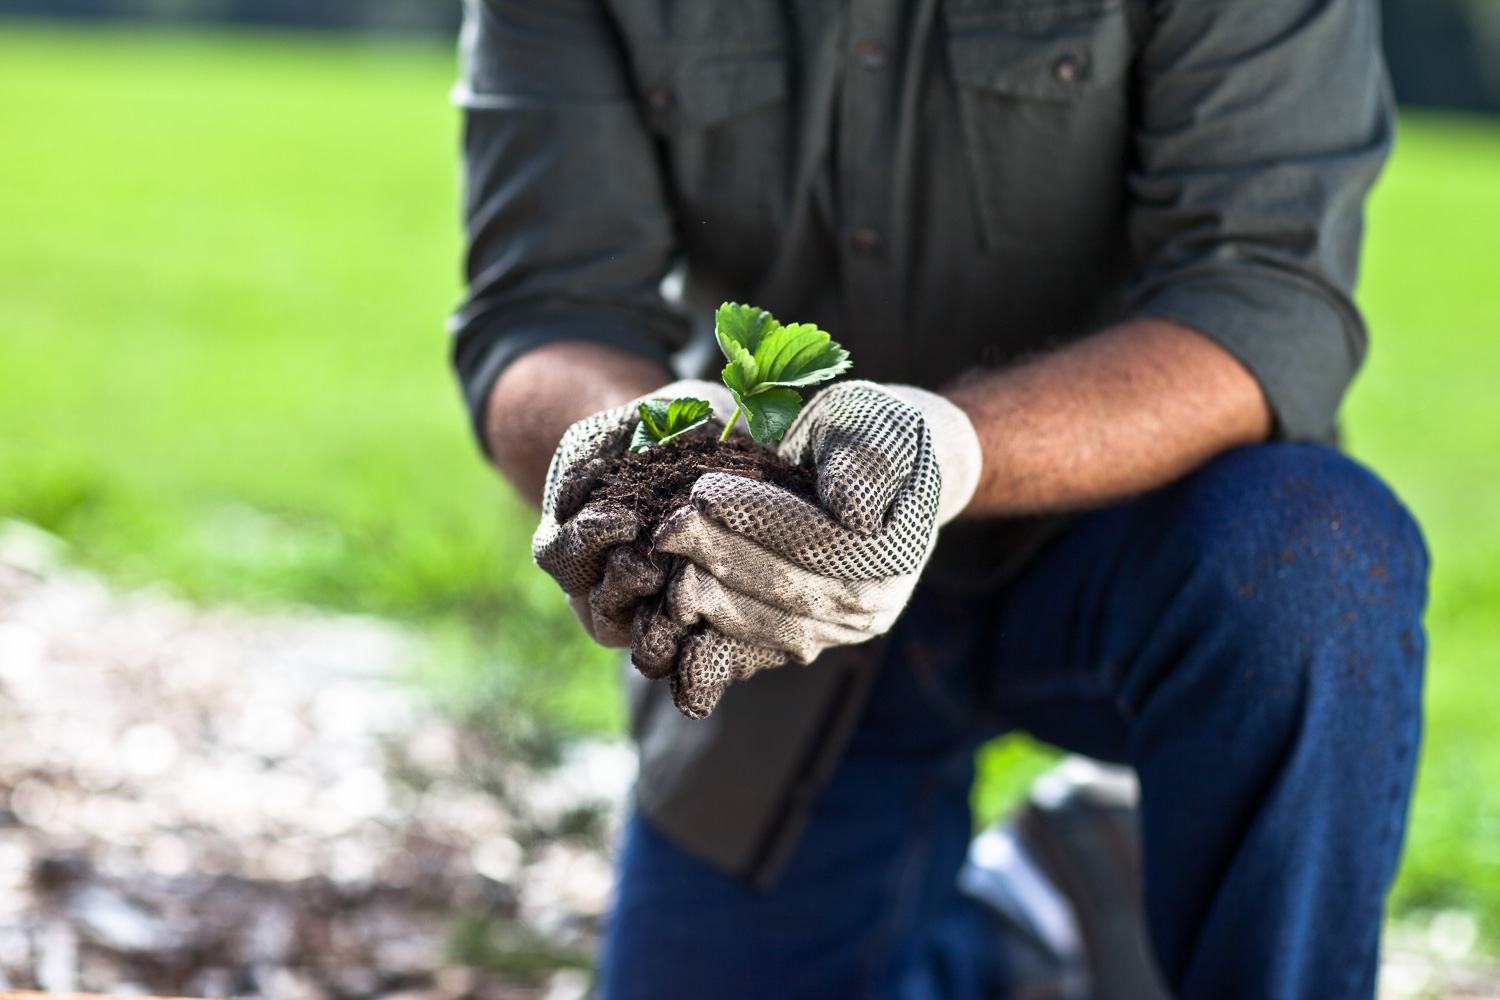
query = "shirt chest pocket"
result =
(943, 0, 1136, 254)
(629, 41, 790, 223)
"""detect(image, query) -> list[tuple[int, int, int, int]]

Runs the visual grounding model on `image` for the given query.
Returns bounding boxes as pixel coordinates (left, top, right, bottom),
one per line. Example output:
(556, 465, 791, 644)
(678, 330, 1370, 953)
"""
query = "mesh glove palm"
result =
(643, 381, 982, 718)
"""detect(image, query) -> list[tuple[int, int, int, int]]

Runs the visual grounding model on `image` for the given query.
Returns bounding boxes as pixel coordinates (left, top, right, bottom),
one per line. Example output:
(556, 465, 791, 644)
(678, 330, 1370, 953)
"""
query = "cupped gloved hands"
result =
(649, 381, 983, 718)
(532, 377, 981, 722)
(531, 378, 736, 647)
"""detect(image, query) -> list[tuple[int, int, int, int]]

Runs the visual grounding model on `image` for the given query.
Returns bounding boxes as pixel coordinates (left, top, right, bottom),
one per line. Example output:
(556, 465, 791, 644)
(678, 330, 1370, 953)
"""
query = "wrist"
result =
(488, 341, 672, 506)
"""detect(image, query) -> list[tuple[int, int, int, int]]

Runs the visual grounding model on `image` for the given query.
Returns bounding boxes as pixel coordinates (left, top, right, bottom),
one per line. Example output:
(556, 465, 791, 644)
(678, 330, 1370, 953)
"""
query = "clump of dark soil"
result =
(586, 425, 819, 681)
(588, 423, 818, 548)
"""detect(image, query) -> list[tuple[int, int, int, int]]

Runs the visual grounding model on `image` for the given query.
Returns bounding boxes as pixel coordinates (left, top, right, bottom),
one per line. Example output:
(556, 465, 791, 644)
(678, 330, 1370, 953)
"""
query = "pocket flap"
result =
(638, 42, 787, 129)
(946, 12, 1129, 102)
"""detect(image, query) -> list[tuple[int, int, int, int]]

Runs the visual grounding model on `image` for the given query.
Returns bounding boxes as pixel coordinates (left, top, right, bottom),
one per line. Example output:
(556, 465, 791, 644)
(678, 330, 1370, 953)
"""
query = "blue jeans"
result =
(599, 444, 1429, 1000)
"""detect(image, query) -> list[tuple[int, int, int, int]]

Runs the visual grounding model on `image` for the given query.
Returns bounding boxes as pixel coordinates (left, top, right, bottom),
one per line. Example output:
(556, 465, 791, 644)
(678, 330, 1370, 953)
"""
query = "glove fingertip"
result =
(817, 446, 900, 535)
(686, 470, 754, 505)
(689, 471, 825, 531)
(669, 674, 723, 721)
(631, 596, 686, 680)
(670, 631, 792, 719)
(817, 475, 885, 536)
(669, 630, 734, 720)
(550, 456, 608, 521)
(573, 505, 641, 547)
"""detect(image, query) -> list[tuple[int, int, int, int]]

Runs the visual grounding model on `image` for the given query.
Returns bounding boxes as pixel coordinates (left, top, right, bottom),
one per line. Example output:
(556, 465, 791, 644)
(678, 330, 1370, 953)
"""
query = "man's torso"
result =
(601, 0, 1146, 389)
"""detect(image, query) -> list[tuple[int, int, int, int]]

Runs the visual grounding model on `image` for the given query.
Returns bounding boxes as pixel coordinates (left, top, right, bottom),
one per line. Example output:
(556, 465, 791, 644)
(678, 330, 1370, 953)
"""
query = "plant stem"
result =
(719, 406, 742, 442)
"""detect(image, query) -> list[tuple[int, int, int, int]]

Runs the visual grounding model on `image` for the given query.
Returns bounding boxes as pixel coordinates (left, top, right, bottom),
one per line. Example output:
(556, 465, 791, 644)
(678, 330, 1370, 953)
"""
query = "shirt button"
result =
(855, 38, 887, 70)
(647, 85, 675, 114)
(1052, 51, 1088, 84)
(850, 228, 885, 257)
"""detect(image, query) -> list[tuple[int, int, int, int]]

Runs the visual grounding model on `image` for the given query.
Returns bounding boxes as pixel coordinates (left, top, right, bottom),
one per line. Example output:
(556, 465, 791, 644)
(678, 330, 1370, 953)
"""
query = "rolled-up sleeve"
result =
(1127, 0, 1393, 440)
(451, 0, 687, 450)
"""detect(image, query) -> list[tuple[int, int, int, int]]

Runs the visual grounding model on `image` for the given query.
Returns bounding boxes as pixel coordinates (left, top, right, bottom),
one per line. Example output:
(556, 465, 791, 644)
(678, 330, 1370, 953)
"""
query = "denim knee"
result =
(1187, 443, 1427, 610)
(1126, 444, 1429, 716)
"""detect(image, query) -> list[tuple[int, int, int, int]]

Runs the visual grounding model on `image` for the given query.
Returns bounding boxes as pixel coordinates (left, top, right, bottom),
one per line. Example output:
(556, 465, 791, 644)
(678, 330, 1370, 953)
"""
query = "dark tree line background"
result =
(4, 0, 1498, 112)
(2, 0, 460, 35)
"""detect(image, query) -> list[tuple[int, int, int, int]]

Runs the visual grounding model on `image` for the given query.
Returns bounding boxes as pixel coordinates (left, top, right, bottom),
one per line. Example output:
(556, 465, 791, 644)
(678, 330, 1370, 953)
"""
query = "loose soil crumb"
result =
(587, 425, 818, 544)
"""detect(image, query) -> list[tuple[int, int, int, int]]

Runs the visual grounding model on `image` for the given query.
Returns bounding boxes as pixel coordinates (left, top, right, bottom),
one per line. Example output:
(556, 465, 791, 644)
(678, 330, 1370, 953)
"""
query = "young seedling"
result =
(640, 303, 851, 450)
(713, 302, 850, 443)
(630, 397, 715, 453)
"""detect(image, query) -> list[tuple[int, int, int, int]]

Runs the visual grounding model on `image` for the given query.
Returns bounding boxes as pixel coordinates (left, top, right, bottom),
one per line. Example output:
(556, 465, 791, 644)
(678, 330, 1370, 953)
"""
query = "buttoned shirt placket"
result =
(836, 0, 907, 378)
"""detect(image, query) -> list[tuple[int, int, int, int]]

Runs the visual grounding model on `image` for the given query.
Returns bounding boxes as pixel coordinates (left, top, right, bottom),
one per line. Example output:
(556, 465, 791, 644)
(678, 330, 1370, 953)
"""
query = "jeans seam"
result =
(1337, 693, 1419, 999)
(857, 776, 941, 999)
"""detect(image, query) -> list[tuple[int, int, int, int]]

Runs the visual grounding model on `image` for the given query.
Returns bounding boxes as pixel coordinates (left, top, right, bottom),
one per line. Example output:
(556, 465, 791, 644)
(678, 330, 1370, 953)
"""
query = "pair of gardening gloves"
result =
(532, 379, 982, 719)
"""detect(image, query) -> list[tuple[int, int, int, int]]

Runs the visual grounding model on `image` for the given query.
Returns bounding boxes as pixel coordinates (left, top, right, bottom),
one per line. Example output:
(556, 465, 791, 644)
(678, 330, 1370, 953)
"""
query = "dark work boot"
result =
(959, 757, 1173, 1000)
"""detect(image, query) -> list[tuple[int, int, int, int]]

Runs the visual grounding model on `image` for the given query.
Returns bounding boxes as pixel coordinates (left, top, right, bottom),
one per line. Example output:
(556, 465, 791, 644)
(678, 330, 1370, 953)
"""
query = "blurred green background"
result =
(2, 18, 1498, 940)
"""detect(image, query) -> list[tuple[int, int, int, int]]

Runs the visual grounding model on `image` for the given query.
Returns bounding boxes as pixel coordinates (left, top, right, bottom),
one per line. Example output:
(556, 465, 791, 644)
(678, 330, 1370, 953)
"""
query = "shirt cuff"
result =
(1132, 270, 1364, 441)
(453, 313, 677, 458)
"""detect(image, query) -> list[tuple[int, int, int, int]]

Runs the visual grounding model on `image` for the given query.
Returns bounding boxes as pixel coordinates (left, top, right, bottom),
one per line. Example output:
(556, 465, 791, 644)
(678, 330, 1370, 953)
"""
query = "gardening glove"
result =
(645, 381, 983, 718)
(531, 378, 737, 647)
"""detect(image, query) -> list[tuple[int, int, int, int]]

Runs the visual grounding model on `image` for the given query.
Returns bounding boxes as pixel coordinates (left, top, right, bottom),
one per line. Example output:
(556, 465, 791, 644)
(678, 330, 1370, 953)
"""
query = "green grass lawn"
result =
(0, 22, 618, 743)
(1346, 114, 1500, 928)
(2, 20, 1498, 937)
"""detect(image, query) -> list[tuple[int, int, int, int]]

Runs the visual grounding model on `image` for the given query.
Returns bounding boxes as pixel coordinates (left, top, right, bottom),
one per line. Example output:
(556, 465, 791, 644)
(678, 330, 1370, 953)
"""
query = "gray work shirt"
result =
(451, 0, 1392, 884)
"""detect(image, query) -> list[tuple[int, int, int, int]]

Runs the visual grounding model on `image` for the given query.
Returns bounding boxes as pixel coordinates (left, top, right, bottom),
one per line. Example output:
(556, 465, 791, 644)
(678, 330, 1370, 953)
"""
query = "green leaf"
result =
(751, 322, 851, 389)
(712, 301, 854, 443)
(730, 387, 803, 443)
(629, 423, 657, 453)
(630, 397, 714, 451)
(719, 342, 760, 397)
(662, 397, 713, 438)
(715, 303, 777, 360)
(639, 399, 670, 436)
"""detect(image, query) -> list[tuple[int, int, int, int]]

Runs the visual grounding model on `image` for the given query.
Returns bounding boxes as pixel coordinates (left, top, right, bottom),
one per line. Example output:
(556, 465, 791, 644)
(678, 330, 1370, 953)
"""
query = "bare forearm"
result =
(485, 341, 672, 507)
(945, 318, 1272, 518)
